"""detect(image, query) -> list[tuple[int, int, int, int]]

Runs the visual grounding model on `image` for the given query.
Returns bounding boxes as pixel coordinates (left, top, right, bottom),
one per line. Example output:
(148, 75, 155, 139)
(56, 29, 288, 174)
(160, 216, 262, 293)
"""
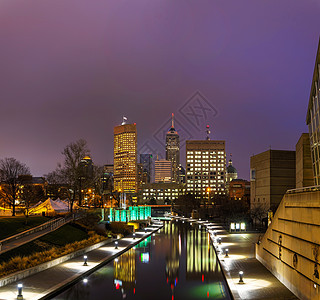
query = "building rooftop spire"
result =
(206, 124, 211, 140)
(171, 113, 174, 129)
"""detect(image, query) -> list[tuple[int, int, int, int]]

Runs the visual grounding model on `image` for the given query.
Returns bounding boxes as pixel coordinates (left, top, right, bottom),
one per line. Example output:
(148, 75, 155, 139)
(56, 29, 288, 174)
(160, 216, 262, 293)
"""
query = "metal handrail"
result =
(0, 217, 66, 246)
(286, 185, 320, 194)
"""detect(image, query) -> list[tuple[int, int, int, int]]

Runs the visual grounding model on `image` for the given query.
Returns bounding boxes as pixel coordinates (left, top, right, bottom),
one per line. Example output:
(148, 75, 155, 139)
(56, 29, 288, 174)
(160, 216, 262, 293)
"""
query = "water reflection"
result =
(55, 221, 231, 300)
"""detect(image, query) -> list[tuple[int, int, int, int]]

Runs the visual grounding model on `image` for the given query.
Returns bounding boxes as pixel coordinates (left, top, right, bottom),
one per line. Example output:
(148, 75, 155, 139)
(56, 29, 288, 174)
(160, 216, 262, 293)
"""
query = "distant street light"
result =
(133, 233, 136, 240)
(83, 255, 88, 266)
(225, 249, 229, 257)
(115, 241, 118, 249)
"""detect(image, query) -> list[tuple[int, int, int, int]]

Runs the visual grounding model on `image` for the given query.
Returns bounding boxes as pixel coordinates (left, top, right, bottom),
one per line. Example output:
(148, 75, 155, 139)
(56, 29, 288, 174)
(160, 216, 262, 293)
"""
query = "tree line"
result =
(0, 139, 106, 216)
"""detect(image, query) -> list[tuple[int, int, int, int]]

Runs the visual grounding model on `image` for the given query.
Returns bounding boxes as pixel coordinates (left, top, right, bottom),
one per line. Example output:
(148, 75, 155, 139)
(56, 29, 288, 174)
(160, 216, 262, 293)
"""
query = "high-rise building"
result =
(166, 114, 180, 183)
(140, 154, 152, 184)
(79, 155, 93, 179)
(250, 149, 296, 212)
(186, 140, 226, 197)
(114, 122, 137, 193)
(155, 159, 172, 183)
(306, 38, 320, 185)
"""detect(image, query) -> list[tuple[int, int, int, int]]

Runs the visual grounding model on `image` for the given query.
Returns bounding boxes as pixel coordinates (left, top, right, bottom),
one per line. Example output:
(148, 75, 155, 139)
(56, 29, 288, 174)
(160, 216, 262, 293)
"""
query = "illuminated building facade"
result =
(142, 182, 184, 204)
(186, 140, 226, 196)
(155, 159, 172, 183)
(114, 123, 137, 193)
(307, 39, 320, 185)
(166, 114, 180, 183)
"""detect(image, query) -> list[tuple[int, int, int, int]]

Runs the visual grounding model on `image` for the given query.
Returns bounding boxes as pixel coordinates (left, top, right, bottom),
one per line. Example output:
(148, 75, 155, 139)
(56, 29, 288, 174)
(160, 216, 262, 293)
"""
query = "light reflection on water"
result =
(54, 221, 231, 300)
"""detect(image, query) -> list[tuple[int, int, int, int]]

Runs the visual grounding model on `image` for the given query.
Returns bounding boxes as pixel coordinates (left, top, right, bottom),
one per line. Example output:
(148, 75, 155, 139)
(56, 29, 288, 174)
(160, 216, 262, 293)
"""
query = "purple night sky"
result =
(0, 1, 319, 179)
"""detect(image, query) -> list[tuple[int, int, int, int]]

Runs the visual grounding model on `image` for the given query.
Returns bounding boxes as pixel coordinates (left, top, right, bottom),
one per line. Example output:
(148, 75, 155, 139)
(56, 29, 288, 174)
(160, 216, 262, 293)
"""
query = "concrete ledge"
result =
(0, 238, 113, 288)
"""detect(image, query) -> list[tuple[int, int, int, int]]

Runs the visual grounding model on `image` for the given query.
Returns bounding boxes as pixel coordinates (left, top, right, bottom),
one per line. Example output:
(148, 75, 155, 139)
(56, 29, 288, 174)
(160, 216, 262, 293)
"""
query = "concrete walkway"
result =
(175, 216, 298, 300)
(0, 217, 73, 254)
(0, 221, 163, 300)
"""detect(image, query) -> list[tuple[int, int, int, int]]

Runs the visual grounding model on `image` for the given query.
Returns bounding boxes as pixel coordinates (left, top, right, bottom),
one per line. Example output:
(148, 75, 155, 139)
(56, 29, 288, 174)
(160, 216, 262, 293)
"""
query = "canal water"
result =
(54, 220, 232, 300)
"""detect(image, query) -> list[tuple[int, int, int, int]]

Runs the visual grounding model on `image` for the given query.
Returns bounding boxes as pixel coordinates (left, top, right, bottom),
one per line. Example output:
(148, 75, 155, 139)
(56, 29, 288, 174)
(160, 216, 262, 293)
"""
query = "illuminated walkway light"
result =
(17, 284, 23, 300)
(83, 278, 88, 284)
(218, 237, 222, 244)
(115, 241, 118, 249)
(239, 271, 244, 283)
(225, 249, 229, 257)
(83, 255, 88, 266)
(133, 233, 136, 240)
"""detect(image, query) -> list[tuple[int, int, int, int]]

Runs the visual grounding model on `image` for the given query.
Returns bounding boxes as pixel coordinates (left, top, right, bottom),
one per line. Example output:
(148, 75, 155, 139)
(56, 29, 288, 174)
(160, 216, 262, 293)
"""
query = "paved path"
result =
(0, 221, 163, 300)
(174, 217, 298, 300)
(0, 217, 73, 255)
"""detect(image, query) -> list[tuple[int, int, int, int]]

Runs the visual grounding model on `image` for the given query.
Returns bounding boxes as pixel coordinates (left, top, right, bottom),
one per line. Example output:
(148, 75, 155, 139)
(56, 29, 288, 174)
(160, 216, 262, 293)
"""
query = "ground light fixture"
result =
(83, 255, 88, 266)
(83, 278, 88, 284)
(17, 283, 23, 300)
(115, 241, 118, 249)
(133, 233, 136, 240)
(239, 271, 244, 283)
(225, 249, 229, 257)
(218, 237, 222, 244)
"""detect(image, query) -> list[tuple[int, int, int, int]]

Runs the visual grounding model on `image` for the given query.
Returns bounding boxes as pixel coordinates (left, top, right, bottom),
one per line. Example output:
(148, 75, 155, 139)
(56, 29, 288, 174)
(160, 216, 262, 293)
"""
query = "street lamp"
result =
(133, 233, 136, 240)
(115, 241, 118, 249)
(239, 271, 244, 283)
(83, 255, 88, 266)
(17, 284, 23, 300)
(225, 249, 229, 257)
(218, 237, 222, 244)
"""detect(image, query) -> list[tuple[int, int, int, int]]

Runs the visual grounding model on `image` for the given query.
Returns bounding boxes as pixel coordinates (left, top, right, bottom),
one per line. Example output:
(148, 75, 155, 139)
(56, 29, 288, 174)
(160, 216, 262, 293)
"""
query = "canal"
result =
(54, 220, 232, 300)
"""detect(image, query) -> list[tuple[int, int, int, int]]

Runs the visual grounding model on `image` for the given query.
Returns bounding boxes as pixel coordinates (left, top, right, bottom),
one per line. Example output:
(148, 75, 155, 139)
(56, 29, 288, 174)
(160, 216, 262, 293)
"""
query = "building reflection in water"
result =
(113, 248, 136, 297)
(164, 221, 181, 299)
(186, 225, 218, 280)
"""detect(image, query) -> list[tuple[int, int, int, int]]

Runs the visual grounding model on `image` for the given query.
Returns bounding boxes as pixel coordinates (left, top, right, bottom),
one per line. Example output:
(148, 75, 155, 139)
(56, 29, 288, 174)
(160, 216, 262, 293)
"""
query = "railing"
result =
(0, 215, 74, 251)
(286, 185, 320, 194)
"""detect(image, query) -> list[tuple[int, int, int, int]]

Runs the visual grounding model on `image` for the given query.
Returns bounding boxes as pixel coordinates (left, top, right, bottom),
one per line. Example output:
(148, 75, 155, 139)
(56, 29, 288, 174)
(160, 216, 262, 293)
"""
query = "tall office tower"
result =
(307, 38, 320, 185)
(166, 113, 180, 183)
(155, 159, 172, 183)
(186, 140, 226, 197)
(79, 155, 93, 179)
(140, 154, 152, 184)
(114, 121, 137, 193)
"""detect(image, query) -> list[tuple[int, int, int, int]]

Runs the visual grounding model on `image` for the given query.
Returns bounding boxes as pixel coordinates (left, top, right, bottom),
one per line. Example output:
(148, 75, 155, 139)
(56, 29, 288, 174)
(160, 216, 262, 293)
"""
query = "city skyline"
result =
(0, 1, 319, 180)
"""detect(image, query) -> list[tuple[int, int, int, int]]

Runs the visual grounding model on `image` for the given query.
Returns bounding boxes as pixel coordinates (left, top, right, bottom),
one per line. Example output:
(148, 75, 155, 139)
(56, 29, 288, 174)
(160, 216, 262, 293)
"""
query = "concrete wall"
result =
(296, 133, 314, 188)
(0, 239, 112, 288)
(256, 189, 320, 300)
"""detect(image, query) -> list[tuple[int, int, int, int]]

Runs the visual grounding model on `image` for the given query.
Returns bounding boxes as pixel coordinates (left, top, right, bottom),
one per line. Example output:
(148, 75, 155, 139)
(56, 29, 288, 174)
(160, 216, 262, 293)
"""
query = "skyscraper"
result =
(114, 121, 137, 193)
(140, 154, 152, 184)
(306, 38, 320, 185)
(186, 140, 226, 197)
(155, 159, 172, 183)
(166, 113, 180, 183)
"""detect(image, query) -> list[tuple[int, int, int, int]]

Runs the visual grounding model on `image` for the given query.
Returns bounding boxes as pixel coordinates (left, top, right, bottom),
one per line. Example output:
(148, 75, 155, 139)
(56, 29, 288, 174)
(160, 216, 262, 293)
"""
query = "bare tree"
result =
(46, 139, 89, 212)
(20, 184, 45, 223)
(250, 203, 268, 229)
(0, 158, 30, 216)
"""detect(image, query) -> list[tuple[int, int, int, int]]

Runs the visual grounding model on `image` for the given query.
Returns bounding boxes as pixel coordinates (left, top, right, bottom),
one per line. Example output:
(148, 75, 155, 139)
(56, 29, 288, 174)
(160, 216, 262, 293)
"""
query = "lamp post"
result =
(239, 271, 244, 283)
(218, 237, 222, 244)
(133, 233, 136, 240)
(225, 249, 229, 257)
(115, 241, 118, 249)
(83, 255, 88, 266)
(17, 284, 23, 300)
